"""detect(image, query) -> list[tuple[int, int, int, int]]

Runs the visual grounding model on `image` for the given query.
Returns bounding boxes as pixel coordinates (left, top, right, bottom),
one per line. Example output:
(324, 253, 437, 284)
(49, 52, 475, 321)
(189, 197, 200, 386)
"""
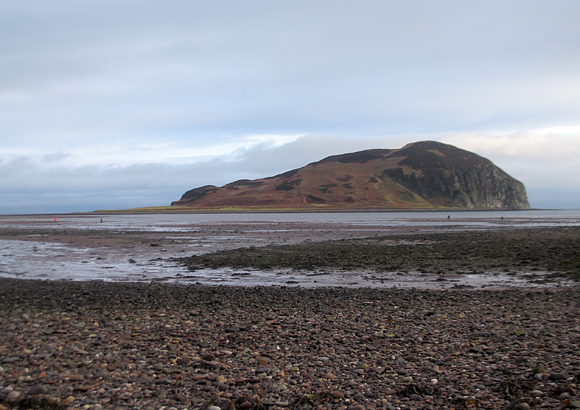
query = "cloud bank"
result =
(1, 132, 579, 214)
(1, 1, 579, 212)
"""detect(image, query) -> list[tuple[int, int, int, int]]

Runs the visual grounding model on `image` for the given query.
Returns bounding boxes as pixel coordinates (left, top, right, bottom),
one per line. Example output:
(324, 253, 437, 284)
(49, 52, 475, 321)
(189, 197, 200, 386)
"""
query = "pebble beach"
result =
(1, 280, 580, 410)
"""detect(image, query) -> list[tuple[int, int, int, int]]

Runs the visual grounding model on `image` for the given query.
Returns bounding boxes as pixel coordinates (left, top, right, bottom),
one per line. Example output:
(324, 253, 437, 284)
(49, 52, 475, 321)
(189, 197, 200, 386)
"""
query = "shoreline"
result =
(1, 213, 579, 289)
(2, 207, 556, 217)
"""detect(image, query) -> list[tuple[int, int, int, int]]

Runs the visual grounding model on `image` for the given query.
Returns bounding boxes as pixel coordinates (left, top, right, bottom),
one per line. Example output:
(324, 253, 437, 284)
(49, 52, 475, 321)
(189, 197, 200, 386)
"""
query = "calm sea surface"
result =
(1, 209, 580, 231)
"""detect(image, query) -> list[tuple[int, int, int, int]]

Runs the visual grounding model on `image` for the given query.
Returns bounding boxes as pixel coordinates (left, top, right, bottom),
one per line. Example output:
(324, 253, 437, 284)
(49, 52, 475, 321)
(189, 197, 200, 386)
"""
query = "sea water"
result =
(1, 210, 579, 288)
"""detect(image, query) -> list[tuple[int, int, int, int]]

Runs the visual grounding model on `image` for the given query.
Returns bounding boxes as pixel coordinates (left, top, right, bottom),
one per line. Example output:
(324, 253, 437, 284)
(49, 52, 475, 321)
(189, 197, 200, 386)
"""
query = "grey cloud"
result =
(2, 2, 580, 212)
(2, 1, 580, 151)
(41, 152, 71, 162)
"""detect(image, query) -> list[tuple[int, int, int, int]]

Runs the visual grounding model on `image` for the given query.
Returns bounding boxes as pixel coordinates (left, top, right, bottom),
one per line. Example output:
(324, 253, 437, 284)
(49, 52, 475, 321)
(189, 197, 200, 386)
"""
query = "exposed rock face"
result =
(172, 141, 531, 210)
(381, 141, 530, 209)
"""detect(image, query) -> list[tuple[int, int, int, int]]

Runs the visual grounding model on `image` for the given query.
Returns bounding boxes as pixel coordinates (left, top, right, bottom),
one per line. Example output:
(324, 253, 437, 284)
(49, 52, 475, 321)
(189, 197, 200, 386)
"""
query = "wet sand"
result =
(1, 212, 579, 288)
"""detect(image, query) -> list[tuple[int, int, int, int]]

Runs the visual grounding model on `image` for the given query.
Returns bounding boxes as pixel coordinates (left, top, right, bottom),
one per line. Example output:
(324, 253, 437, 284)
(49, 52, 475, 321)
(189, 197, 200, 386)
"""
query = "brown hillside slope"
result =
(171, 141, 531, 210)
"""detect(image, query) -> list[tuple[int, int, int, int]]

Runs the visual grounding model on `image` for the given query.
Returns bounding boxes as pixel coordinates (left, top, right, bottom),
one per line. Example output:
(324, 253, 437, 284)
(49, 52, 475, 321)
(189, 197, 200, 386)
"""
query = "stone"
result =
(5, 391, 20, 402)
(29, 384, 48, 395)
(353, 393, 366, 401)
(331, 390, 345, 399)
(549, 373, 566, 381)
(256, 367, 270, 373)
(513, 404, 530, 410)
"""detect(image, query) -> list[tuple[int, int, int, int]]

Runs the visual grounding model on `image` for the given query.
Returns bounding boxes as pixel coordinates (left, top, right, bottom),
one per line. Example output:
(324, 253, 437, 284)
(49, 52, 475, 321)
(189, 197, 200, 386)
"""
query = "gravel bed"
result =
(1, 279, 580, 410)
(179, 227, 580, 281)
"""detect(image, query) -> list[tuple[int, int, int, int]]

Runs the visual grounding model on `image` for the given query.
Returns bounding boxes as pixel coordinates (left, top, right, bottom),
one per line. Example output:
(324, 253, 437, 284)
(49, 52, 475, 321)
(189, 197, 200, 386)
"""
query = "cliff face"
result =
(172, 141, 531, 210)
(380, 141, 530, 209)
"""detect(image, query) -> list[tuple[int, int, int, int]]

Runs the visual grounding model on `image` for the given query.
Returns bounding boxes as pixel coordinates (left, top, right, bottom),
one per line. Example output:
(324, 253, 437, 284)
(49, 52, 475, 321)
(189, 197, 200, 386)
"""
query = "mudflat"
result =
(1, 213, 579, 287)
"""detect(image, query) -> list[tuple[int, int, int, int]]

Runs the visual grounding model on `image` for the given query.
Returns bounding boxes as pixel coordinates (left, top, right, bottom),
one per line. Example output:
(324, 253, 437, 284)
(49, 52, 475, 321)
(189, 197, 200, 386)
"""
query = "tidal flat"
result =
(1, 211, 579, 288)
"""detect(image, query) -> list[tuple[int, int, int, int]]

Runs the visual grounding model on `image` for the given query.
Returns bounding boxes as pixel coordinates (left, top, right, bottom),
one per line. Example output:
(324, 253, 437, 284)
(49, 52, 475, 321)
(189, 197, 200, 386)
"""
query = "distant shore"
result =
(92, 206, 541, 215)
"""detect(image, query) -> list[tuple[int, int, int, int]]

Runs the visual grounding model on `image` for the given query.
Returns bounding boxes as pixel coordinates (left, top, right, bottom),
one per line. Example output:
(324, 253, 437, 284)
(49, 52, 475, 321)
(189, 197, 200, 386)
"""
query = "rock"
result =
(353, 393, 366, 402)
(172, 141, 531, 209)
(256, 367, 270, 373)
(409, 394, 422, 401)
(5, 390, 20, 402)
(202, 353, 216, 361)
(331, 390, 345, 399)
(207, 406, 221, 410)
(28, 384, 48, 395)
(549, 373, 566, 381)
(513, 404, 530, 410)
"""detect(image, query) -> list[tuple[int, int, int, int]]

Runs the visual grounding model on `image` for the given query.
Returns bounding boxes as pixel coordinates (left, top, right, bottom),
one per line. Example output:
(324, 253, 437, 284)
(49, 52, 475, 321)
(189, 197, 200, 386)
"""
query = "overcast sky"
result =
(2, 1, 580, 214)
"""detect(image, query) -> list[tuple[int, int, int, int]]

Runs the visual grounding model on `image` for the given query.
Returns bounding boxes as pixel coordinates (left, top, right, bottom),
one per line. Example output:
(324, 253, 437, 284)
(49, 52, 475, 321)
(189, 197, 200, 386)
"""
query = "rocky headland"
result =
(172, 141, 531, 211)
